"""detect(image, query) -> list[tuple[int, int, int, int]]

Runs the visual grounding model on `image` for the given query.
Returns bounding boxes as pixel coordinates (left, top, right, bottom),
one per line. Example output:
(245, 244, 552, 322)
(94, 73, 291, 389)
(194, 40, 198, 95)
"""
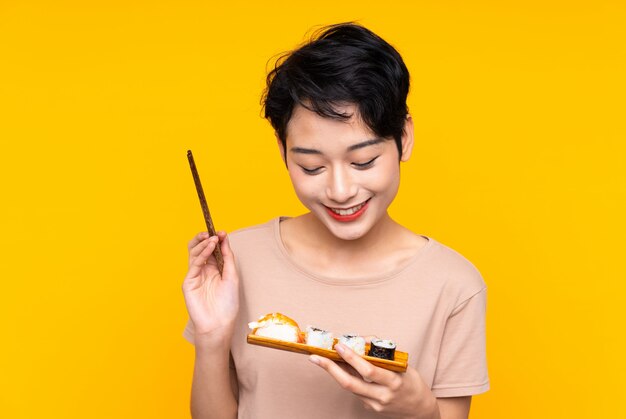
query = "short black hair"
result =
(262, 22, 410, 157)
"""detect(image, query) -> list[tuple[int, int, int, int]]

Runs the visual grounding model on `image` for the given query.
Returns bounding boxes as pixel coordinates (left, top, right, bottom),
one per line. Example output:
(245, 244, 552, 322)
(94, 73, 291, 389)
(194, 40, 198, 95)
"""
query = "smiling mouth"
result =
(327, 199, 370, 216)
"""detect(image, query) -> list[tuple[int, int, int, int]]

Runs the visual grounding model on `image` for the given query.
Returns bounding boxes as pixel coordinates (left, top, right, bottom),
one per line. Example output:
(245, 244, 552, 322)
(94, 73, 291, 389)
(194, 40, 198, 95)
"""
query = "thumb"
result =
(363, 335, 379, 344)
(218, 232, 237, 281)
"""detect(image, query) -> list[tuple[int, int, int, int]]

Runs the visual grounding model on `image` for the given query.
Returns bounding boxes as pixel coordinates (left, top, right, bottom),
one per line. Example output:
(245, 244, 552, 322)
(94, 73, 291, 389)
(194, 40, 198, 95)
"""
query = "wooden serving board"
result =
(247, 333, 408, 373)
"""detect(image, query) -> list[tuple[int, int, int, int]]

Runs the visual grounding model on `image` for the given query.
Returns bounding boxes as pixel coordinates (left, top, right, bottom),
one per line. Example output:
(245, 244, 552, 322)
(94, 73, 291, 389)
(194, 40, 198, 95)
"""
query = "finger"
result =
(187, 231, 209, 250)
(360, 396, 384, 414)
(187, 238, 216, 268)
(363, 335, 378, 344)
(189, 236, 218, 258)
(186, 237, 218, 277)
(338, 362, 361, 378)
(308, 355, 382, 399)
(218, 232, 238, 282)
(334, 343, 399, 388)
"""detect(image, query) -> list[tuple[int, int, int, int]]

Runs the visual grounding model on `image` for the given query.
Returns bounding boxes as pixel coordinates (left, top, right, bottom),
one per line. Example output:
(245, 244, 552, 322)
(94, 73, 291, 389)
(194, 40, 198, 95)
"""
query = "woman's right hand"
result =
(182, 231, 239, 345)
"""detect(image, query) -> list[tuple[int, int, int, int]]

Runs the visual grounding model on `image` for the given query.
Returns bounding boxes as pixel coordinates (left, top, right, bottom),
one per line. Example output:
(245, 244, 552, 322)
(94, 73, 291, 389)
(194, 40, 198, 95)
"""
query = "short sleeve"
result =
(431, 287, 490, 397)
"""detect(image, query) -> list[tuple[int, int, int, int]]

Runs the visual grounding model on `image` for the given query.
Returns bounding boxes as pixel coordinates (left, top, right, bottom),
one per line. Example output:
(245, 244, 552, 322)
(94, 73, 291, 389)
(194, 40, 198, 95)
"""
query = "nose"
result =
(325, 166, 358, 204)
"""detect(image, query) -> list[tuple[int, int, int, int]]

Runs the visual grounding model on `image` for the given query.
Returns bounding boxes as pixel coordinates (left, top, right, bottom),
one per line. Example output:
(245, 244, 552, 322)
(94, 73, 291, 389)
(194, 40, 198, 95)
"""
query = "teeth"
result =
(331, 201, 366, 216)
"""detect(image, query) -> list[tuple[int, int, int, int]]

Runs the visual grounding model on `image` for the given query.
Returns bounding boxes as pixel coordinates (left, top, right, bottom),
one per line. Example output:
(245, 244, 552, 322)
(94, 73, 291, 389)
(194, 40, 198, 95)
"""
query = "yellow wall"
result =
(1, 1, 624, 417)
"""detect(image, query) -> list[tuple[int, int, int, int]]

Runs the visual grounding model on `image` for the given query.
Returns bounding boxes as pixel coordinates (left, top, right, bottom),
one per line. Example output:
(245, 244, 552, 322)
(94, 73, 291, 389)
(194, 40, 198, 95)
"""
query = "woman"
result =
(182, 23, 489, 419)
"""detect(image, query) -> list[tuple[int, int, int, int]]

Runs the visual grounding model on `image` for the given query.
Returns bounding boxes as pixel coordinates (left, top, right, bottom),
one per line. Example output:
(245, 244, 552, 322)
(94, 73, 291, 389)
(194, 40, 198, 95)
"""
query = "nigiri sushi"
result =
(248, 312, 304, 343)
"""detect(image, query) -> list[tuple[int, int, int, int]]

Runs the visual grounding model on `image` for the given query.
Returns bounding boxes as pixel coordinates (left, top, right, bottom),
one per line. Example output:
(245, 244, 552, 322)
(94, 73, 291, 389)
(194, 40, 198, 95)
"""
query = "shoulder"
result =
(227, 217, 279, 253)
(423, 238, 487, 307)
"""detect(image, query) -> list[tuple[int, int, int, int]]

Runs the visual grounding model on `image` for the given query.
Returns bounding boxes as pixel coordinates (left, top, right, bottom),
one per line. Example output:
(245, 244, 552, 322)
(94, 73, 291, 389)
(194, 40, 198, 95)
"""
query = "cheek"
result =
(287, 168, 318, 200)
(368, 161, 401, 192)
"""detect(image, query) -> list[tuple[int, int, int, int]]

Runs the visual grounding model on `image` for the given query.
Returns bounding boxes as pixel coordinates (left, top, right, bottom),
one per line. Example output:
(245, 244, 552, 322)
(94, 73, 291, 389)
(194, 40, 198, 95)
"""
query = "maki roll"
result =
(339, 334, 366, 356)
(305, 326, 334, 350)
(368, 338, 396, 360)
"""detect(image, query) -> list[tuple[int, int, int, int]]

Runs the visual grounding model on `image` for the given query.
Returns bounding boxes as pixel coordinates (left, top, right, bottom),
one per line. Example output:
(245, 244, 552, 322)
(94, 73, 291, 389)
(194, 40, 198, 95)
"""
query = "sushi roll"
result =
(305, 326, 334, 350)
(338, 334, 366, 356)
(368, 338, 396, 360)
(248, 312, 303, 343)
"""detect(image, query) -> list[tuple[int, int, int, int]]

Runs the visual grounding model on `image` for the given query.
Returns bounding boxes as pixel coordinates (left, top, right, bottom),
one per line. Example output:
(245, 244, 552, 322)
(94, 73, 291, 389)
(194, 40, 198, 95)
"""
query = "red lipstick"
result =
(325, 200, 370, 222)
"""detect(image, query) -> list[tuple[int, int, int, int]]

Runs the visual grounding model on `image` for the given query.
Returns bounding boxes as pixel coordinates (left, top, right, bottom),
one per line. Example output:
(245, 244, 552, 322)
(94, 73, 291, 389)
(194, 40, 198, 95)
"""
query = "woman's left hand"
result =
(309, 343, 440, 419)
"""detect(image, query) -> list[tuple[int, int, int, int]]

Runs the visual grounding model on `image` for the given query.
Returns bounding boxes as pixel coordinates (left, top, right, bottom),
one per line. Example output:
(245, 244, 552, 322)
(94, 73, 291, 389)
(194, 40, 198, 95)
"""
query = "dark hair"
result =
(262, 22, 410, 157)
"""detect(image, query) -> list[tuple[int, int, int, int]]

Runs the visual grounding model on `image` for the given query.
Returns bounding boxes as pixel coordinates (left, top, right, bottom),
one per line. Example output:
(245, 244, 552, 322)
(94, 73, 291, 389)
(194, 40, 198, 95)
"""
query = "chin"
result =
(333, 230, 365, 241)
(322, 218, 372, 241)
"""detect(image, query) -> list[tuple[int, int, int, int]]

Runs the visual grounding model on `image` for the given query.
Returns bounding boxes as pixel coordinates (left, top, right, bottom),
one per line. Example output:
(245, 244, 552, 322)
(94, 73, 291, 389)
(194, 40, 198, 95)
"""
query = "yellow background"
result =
(1, 1, 624, 417)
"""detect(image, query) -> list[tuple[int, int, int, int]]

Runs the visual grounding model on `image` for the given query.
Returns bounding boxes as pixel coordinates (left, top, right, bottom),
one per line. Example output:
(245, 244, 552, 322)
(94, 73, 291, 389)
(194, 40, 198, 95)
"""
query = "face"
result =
(279, 104, 414, 241)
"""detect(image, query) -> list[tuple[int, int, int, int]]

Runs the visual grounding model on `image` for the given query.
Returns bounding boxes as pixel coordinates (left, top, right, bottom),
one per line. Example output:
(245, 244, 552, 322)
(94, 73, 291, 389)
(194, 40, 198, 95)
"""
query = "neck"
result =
(299, 212, 399, 259)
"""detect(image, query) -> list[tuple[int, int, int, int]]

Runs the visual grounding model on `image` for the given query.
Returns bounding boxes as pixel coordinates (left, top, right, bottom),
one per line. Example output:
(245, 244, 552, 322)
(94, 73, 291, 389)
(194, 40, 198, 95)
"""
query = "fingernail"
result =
(309, 355, 320, 365)
(335, 344, 345, 354)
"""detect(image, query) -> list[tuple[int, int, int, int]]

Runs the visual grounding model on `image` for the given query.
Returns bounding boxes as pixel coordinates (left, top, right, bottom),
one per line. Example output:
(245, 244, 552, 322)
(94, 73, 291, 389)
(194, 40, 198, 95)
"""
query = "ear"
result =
(400, 114, 414, 162)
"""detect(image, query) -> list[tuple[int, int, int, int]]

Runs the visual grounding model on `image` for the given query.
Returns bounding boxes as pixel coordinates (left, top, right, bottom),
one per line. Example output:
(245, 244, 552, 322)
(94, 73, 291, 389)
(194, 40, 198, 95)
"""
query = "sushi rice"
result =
(305, 326, 334, 350)
(339, 334, 366, 355)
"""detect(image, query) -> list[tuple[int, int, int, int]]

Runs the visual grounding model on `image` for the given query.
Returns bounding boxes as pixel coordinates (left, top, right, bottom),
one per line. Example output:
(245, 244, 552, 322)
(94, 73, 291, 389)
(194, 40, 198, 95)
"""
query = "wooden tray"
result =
(247, 333, 408, 373)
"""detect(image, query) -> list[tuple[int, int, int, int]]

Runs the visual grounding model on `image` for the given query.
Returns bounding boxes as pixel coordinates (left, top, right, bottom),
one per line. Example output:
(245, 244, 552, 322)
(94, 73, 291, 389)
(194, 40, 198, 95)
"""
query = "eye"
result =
(352, 156, 379, 170)
(300, 165, 323, 175)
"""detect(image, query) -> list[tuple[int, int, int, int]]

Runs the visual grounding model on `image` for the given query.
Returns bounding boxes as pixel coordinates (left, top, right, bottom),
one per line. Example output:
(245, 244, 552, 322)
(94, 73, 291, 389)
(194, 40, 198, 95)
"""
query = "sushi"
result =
(368, 338, 396, 360)
(249, 313, 399, 362)
(247, 313, 407, 372)
(305, 326, 334, 349)
(248, 312, 303, 343)
(338, 334, 366, 356)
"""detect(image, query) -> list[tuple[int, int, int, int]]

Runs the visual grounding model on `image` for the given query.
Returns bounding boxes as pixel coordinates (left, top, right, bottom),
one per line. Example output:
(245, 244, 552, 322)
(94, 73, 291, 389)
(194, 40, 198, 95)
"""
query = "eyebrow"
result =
(347, 137, 385, 151)
(289, 137, 385, 155)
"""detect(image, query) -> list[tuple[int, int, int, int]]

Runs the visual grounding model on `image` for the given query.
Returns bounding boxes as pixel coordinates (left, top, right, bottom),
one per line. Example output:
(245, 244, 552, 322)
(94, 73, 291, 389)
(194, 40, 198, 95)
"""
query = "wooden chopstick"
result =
(187, 150, 224, 274)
